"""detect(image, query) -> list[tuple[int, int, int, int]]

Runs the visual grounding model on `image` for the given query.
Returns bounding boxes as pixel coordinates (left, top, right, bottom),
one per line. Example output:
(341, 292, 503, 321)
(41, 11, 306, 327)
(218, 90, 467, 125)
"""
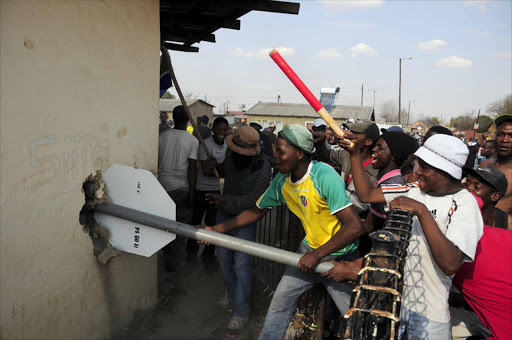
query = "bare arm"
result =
(298, 205, 365, 272)
(187, 159, 197, 201)
(322, 258, 363, 282)
(201, 158, 217, 177)
(213, 206, 269, 233)
(389, 196, 464, 275)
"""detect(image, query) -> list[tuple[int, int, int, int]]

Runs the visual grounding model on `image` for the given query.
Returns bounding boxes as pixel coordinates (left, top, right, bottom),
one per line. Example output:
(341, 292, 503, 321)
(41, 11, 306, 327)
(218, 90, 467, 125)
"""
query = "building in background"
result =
(246, 101, 375, 132)
(411, 121, 429, 135)
(160, 99, 215, 126)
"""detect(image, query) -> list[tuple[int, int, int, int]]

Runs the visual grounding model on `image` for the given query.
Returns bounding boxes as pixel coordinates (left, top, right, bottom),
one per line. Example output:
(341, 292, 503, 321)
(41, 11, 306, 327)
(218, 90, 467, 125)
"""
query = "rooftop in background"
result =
(246, 102, 375, 121)
(160, 0, 300, 52)
(160, 99, 214, 112)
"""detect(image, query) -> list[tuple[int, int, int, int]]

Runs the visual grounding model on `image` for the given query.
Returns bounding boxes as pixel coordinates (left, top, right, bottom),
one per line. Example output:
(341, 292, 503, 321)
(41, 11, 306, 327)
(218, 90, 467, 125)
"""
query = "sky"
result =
(166, 0, 512, 124)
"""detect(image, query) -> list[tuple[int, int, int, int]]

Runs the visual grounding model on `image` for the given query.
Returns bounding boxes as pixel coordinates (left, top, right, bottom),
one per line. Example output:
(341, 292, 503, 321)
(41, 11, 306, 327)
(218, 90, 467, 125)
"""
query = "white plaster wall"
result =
(0, 1, 160, 338)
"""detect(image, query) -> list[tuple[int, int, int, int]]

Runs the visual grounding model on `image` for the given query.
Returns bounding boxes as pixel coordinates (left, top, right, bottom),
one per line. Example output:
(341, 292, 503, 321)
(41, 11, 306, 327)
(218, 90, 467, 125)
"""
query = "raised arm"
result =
(338, 134, 385, 204)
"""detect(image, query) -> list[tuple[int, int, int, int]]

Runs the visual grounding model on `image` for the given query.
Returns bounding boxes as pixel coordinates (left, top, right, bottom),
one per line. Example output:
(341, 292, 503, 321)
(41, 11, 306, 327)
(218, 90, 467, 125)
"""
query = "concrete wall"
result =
(1, 1, 160, 338)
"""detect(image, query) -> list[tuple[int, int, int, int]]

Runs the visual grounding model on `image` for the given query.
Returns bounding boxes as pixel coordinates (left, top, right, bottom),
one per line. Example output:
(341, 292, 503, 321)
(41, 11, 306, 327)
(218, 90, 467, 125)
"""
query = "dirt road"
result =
(117, 237, 269, 340)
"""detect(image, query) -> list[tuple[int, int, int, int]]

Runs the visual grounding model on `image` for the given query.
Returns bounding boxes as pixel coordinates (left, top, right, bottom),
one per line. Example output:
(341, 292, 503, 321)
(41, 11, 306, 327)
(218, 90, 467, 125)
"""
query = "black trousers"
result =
(186, 190, 221, 255)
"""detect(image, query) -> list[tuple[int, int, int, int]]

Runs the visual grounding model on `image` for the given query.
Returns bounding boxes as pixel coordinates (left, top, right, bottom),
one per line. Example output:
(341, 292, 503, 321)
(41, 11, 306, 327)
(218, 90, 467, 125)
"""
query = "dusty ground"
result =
(117, 236, 270, 340)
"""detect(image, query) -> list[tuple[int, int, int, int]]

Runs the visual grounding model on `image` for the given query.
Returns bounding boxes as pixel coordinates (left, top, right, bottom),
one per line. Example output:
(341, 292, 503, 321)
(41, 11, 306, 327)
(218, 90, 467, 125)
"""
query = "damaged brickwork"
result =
(79, 171, 120, 264)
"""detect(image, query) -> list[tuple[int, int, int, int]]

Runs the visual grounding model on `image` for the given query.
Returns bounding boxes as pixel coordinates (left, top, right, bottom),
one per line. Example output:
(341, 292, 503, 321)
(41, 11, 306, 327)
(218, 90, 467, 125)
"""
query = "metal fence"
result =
(252, 205, 305, 298)
(251, 206, 331, 339)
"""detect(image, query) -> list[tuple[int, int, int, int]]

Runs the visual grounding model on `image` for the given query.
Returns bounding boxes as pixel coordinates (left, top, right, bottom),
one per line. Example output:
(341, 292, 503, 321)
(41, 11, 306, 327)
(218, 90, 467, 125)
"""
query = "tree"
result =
(476, 114, 493, 132)
(161, 91, 176, 99)
(379, 100, 398, 123)
(399, 108, 408, 125)
(430, 116, 441, 126)
(450, 111, 476, 130)
(487, 94, 512, 117)
(184, 91, 199, 100)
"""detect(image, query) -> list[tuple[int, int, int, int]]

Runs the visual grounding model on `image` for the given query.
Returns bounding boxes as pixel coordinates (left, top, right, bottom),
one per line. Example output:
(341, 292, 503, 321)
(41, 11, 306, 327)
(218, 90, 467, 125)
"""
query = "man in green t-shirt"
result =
(199, 124, 364, 339)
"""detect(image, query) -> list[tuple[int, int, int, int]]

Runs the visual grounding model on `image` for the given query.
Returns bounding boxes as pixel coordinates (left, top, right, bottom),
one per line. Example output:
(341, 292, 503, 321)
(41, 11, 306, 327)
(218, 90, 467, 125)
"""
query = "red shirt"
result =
(347, 157, 374, 185)
(452, 226, 512, 339)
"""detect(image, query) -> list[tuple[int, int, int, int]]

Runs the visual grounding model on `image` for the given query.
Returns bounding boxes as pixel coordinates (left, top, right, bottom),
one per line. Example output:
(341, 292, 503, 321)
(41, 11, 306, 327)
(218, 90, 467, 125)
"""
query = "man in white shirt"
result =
(187, 117, 229, 258)
(334, 133, 483, 339)
(158, 105, 199, 271)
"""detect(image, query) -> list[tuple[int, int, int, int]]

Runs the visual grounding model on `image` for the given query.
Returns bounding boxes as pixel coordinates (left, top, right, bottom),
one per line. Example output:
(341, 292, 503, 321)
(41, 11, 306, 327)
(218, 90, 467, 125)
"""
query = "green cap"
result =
(278, 124, 316, 154)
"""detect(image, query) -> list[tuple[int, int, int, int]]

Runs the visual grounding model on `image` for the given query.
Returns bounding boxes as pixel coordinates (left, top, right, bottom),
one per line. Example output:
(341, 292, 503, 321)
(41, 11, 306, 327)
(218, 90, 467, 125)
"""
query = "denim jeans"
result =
(217, 212, 256, 318)
(258, 242, 359, 340)
(399, 305, 451, 340)
(450, 307, 491, 340)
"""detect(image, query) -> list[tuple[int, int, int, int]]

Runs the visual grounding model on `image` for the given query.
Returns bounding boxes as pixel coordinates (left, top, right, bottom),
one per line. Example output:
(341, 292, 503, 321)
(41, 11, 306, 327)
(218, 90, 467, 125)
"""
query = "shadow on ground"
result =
(117, 236, 270, 340)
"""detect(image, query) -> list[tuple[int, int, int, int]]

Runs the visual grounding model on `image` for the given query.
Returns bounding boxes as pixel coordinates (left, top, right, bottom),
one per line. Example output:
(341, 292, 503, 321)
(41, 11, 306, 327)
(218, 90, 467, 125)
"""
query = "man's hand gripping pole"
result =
(269, 49, 355, 149)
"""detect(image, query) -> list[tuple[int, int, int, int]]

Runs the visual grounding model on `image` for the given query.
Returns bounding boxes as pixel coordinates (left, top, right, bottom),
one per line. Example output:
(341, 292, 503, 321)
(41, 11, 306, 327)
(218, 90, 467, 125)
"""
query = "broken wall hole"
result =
(79, 170, 120, 264)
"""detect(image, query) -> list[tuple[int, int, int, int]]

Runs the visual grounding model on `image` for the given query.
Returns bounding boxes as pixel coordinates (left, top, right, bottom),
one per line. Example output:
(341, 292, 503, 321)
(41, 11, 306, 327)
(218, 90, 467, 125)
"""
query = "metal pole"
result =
(95, 203, 335, 274)
(368, 88, 383, 112)
(361, 85, 364, 106)
(398, 58, 402, 124)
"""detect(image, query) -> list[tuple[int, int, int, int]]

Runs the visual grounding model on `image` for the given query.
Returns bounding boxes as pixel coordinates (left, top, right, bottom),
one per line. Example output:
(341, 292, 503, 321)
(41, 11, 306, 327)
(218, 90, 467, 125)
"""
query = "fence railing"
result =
(252, 205, 305, 298)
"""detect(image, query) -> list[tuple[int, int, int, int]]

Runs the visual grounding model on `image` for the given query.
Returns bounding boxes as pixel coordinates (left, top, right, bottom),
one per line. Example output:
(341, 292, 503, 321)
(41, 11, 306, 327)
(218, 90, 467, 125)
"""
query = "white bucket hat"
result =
(414, 134, 468, 180)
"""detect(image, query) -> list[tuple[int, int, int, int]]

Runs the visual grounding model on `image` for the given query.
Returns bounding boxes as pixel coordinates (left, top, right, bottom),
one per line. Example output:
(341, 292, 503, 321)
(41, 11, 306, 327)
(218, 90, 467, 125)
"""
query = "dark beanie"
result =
(380, 132, 419, 167)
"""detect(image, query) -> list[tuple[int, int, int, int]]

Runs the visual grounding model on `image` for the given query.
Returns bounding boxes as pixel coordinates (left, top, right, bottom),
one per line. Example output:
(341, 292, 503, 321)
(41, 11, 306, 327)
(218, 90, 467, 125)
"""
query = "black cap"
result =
(495, 114, 512, 128)
(465, 167, 508, 196)
(343, 120, 380, 144)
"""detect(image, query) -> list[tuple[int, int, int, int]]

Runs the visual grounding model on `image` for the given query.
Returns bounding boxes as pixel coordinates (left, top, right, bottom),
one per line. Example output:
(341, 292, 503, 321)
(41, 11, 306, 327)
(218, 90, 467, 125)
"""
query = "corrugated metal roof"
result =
(246, 102, 374, 120)
(160, 99, 214, 112)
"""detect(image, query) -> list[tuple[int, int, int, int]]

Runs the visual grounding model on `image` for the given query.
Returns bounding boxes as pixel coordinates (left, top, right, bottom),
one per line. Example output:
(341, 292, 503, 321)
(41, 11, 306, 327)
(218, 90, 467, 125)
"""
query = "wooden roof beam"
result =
(162, 31, 216, 43)
(250, 1, 300, 15)
(208, 1, 300, 15)
(160, 14, 241, 30)
(164, 42, 199, 53)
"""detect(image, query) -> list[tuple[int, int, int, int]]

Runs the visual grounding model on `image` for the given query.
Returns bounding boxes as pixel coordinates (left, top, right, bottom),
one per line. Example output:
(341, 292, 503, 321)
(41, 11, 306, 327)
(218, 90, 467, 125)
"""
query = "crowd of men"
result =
(158, 106, 512, 339)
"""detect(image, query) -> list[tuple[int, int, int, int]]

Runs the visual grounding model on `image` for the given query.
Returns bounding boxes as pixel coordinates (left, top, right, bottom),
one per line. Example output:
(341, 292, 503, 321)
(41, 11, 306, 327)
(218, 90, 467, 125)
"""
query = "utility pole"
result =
(368, 88, 384, 110)
(361, 85, 364, 106)
(399, 57, 413, 124)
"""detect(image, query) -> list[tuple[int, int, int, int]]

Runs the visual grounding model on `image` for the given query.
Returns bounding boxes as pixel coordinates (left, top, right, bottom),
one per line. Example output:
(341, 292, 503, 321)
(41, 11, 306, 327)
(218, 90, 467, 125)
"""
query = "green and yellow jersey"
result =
(256, 161, 358, 255)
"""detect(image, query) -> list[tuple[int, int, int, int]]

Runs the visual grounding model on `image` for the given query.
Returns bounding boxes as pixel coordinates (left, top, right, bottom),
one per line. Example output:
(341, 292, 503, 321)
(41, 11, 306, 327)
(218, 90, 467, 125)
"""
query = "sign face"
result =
(474, 123, 479, 130)
(94, 164, 176, 257)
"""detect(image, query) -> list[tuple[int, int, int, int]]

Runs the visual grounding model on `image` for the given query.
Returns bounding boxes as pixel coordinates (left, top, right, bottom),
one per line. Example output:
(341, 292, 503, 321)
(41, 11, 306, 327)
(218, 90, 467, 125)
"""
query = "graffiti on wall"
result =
(23, 135, 109, 201)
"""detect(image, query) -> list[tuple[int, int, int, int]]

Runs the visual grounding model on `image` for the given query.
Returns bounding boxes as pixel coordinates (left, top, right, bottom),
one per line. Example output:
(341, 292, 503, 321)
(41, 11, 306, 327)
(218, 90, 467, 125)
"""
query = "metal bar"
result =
(95, 203, 334, 274)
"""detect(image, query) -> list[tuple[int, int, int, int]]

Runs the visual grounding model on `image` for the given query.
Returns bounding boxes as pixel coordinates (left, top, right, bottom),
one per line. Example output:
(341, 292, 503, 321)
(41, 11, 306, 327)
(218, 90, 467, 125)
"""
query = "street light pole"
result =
(399, 57, 412, 124)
